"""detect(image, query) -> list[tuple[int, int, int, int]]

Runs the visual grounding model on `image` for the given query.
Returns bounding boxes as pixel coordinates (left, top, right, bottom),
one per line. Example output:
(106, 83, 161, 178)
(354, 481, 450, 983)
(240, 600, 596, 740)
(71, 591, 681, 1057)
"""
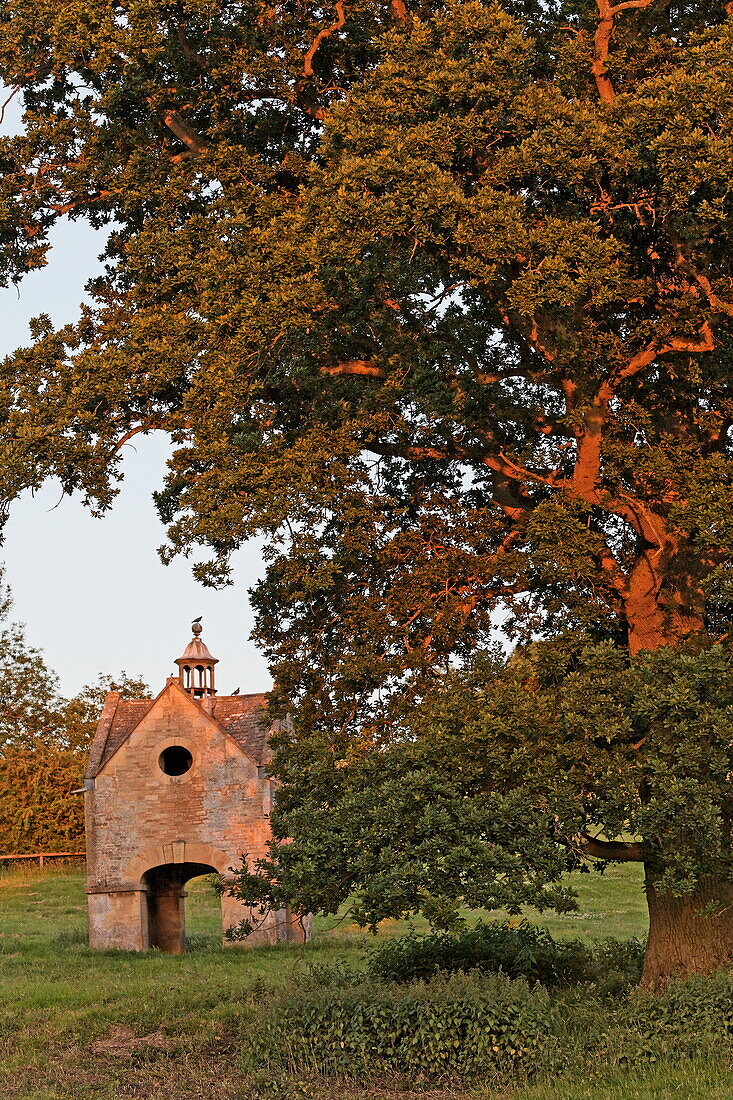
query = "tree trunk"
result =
(623, 554, 704, 657)
(626, 602, 703, 657)
(641, 867, 733, 988)
(622, 562, 722, 986)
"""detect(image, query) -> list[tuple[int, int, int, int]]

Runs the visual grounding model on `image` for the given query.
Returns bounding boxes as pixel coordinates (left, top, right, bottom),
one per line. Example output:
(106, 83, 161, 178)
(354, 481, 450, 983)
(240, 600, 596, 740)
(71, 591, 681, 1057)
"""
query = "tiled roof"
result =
(85, 696, 155, 778)
(85, 682, 273, 778)
(85, 691, 120, 779)
(98, 700, 155, 772)
(211, 694, 272, 764)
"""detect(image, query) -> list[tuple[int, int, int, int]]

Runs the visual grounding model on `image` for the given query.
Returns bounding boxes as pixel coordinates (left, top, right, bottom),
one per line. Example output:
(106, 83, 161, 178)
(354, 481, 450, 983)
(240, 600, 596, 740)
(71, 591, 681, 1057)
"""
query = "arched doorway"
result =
(142, 862, 219, 953)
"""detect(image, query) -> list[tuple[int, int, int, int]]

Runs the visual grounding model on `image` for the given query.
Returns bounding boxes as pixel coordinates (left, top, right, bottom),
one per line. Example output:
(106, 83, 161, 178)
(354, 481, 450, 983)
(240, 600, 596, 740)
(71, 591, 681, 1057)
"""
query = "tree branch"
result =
(489, 473, 533, 524)
(572, 323, 715, 503)
(578, 834, 646, 861)
(0, 85, 20, 126)
(303, 2, 347, 78)
(364, 440, 471, 462)
(596, 545, 628, 599)
(321, 360, 385, 379)
(48, 190, 112, 216)
(176, 25, 209, 73)
(162, 109, 207, 158)
(673, 241, 733, 319)
(593, 0, 655, 103)
(111, 419, 164, 455)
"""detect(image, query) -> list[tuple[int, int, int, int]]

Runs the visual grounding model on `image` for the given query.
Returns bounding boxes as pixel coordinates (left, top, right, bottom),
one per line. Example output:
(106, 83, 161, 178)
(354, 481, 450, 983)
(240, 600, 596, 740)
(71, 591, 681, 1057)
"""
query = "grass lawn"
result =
(317, 860, 649, 943)
(0, 862, 726, 1100)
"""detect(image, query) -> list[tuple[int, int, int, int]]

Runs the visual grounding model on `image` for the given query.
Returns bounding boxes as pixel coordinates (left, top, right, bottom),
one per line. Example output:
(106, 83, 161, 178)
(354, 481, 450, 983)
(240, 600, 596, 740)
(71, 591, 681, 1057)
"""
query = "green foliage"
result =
(245, 971, 555, 1083)
(365, 921, 644, 990)
(245, 966, 733, 1090)
(613, 972, 733, 1059)
(0, 746, 85, 852)
(229, 639, 733, 933)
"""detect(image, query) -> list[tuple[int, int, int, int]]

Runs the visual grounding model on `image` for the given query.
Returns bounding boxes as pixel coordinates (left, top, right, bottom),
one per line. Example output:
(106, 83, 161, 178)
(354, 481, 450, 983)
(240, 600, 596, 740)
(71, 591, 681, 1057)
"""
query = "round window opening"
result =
(159, 745, 193, 776)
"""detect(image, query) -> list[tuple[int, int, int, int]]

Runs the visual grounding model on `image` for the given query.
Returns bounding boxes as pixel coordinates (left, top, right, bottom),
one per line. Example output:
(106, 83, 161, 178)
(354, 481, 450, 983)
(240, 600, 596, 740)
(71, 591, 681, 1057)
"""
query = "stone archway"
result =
(124, 842, 232, 953)
(118, 841, 308, 950)
(124, 841, 231, 884)
(142, 861, 219, 953)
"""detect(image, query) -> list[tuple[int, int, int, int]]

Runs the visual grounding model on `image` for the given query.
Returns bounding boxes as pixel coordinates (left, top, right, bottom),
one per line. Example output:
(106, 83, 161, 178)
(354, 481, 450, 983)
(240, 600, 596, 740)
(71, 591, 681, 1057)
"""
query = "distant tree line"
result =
(0, 569, 149, 853)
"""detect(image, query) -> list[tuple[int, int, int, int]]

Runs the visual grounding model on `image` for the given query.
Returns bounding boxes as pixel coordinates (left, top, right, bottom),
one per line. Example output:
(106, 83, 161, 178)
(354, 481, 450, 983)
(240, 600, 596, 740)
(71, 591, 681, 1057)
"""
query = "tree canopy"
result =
(230, 636, 733, 985)
(2, 0, 733, 982)
(1, 2, 732, 676)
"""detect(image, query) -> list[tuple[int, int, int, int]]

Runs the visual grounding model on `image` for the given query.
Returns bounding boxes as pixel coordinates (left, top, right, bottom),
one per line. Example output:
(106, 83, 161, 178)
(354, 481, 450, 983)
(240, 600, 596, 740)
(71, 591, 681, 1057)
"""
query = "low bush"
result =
(243, 965, 733, 1092)
(609, 972, 733, 1062)
(365, 920, 644, 989)
(243, 972, 557, 1083)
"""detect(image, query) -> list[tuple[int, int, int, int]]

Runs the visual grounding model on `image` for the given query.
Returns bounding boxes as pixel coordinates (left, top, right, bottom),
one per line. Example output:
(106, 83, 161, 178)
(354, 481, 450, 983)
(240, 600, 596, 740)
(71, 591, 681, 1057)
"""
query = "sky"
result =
(0, 104, 270, 698)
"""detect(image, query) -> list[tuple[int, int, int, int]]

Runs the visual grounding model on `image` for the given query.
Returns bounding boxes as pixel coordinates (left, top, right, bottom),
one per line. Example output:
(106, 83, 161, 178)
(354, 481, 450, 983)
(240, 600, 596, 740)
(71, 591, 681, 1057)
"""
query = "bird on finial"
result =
(192, 616, 203, 624)
(232, 687, 240, 696)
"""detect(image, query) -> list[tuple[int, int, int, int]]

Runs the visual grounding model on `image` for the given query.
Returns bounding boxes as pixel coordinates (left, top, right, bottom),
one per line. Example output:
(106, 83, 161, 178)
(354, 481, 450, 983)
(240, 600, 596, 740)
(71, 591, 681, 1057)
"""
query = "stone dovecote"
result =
(83, 626, 306, 953)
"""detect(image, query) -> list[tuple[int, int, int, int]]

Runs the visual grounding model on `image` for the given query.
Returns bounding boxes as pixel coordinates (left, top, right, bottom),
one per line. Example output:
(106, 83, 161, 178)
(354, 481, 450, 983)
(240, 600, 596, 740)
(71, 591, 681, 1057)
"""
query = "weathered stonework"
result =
(84, 630, 306, 952)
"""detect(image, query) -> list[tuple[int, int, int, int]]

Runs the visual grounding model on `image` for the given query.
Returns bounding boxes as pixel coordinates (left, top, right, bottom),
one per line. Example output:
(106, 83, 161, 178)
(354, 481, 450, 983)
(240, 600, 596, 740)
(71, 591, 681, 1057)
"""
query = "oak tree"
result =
(232, 637, 733, 988)
(1, 0, 732, 982)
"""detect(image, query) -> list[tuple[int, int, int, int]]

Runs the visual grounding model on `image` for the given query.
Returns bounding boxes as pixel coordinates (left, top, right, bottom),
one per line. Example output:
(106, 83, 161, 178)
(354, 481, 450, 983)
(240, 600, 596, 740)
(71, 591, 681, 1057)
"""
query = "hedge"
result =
(244, 972, 555, 1082)
(0, 747, 84, 853)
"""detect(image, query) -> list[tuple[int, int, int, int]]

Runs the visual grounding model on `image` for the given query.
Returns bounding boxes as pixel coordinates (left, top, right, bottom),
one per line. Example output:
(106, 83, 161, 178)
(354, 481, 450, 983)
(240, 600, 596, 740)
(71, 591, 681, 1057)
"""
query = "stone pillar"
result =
(87, 887, 149, 951)
(219, 891, 311, 946)
(280, 907, 312, 944)
(220, 891, 258, 944)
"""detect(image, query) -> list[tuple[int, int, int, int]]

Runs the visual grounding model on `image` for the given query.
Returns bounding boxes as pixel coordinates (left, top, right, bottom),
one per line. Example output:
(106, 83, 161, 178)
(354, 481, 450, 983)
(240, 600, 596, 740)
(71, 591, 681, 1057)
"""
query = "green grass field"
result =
(0, 862, 729, 1100)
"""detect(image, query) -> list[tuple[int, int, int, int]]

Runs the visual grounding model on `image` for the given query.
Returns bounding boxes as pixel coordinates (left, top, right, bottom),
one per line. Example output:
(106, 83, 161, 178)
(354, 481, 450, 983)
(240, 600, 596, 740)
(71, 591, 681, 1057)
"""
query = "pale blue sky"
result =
(1, 101, 270, 697)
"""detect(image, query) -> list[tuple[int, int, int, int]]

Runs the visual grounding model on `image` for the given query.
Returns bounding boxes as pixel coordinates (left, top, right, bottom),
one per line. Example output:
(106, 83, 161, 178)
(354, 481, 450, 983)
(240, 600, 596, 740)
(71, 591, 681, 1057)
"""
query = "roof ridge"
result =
(214, 693, 268, 703)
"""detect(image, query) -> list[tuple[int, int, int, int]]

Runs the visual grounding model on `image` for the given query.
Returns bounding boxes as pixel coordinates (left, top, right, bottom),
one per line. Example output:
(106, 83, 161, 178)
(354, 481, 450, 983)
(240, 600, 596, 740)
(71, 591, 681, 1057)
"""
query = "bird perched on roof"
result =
(191, 616, 203, 624)
(232, 687, 240, 695)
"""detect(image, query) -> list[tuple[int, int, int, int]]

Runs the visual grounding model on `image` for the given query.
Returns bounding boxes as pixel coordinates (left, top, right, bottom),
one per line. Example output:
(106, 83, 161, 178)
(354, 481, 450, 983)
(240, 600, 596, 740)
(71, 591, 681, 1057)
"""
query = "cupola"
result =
(175, 621, 218, 698)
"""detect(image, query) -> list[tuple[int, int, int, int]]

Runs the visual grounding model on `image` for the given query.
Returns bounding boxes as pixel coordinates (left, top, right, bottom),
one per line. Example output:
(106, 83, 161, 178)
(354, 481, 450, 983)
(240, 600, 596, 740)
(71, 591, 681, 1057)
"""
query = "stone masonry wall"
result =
(86, 681, 271, 889)
(84, 680, 299, 948)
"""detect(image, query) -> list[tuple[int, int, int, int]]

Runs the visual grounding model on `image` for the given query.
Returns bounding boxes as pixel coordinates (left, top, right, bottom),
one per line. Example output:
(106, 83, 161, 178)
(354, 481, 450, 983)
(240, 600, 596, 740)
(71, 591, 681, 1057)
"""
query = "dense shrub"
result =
(366, 920, 644, 989)
(243, 972, 556, 1082)
(610, 972, 733, 1062)
(242, 969, 733, 1092)
(0, 747, 84, 852)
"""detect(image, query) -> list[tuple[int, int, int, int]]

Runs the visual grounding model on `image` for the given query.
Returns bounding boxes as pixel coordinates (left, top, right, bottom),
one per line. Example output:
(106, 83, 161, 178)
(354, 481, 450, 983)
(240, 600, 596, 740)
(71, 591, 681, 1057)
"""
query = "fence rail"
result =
(0, 851, 85, 869)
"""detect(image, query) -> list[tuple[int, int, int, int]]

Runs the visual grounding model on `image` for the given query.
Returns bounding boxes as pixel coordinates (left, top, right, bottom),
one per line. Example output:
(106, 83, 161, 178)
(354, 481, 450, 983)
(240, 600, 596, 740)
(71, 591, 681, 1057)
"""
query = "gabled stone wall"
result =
(85, 679, 305, 951)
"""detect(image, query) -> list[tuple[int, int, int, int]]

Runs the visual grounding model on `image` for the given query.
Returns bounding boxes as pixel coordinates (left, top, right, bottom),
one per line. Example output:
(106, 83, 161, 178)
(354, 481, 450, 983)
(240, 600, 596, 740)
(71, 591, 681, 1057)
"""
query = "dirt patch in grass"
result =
(90, 1024, 177, 1058)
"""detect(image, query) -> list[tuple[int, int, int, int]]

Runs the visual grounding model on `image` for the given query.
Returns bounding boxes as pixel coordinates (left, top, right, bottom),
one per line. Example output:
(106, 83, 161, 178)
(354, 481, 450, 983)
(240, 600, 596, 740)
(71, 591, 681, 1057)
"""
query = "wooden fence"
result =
(0, 851, 85, 869)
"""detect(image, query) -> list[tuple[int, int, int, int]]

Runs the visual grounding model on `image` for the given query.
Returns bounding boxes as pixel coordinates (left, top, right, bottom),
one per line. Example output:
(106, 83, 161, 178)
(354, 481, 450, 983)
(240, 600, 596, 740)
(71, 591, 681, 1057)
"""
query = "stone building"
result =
(84, 624, 305, 952)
